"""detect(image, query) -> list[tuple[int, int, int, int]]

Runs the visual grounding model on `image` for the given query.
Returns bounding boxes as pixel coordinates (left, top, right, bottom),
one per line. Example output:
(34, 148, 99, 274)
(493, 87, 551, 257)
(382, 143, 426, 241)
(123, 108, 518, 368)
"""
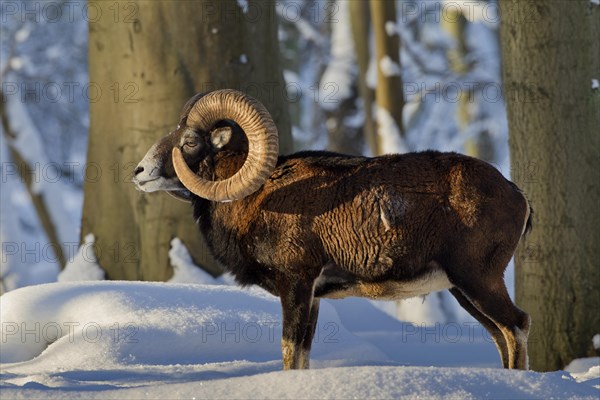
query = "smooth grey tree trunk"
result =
(500, 0, 600, 371)
(83, 0, 292, 280)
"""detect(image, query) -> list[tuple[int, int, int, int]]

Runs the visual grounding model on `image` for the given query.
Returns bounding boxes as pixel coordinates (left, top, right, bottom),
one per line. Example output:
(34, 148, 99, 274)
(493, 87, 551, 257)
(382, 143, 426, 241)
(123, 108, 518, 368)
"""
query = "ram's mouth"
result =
(133, 175, 188, 194)
(135, 177, 159, 186)
(131, 176, 160, 191)
(132, 176, 161, 192)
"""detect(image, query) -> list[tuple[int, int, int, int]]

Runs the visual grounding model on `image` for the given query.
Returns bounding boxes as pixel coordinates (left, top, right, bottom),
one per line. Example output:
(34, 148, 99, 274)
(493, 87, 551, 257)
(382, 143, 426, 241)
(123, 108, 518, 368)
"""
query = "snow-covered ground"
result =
(1, 279, 598, 399)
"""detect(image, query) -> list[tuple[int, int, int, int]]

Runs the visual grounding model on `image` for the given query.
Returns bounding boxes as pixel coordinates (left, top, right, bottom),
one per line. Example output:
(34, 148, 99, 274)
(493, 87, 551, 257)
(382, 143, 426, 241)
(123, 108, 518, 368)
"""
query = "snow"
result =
(1, 281, 598, 399)
(385, 21, 398, 37)
(592, 79, 599, 90)
(3, 74, 82, 272)
(396, 293, 456, 325)
(379, 55, 402, 77)
(594, 334, 600, 350)
(0, 125, 59, 293)
(14, 26, 31, 44)
(366, 56, 377, 89)
(374, 104, 409, 154)
(276, 3, 324, 45)
(168, 237, 232, 285)
(319, 1, 354, 111)
(565, 357, 600, 389)
(1, 366, 597, 400)
(57, 234, 104, 282)
(442, 0, 492, 24)
(236, 0, 248, 14)
(8, 56, 24, 70)
(566, 357, 600, 375)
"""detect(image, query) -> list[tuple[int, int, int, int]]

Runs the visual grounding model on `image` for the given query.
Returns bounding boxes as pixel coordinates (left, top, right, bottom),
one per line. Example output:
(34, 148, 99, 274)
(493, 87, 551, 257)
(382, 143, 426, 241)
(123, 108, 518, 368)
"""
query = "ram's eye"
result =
(184, 141, 198, 148)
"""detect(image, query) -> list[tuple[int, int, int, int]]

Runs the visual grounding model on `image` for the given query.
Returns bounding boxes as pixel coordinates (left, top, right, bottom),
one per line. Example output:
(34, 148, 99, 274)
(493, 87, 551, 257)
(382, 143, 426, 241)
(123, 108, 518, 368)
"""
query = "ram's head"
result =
(133, 90, 279, 202)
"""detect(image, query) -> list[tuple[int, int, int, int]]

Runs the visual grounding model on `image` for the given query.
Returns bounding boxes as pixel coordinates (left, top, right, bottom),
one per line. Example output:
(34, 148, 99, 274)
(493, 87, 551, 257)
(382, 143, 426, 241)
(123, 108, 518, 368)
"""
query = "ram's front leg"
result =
(279, 280, 315, 370)
(299, 298, 320, 369)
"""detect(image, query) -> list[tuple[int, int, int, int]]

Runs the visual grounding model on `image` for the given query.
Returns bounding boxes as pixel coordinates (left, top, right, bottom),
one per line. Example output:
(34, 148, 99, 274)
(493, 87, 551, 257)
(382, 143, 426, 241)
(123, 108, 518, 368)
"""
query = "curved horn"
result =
(172, 89, 279, 202)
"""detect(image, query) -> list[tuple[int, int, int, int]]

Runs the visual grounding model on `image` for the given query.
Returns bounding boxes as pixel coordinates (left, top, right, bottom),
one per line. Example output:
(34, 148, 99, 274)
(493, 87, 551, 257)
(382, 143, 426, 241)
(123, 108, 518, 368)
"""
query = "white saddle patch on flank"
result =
(320, 269, 453, 301)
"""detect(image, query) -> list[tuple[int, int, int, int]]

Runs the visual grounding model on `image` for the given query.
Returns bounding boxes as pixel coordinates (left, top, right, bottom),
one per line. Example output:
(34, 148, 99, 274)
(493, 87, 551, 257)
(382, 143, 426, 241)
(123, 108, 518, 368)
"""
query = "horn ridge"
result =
(173, 90, 279, 202)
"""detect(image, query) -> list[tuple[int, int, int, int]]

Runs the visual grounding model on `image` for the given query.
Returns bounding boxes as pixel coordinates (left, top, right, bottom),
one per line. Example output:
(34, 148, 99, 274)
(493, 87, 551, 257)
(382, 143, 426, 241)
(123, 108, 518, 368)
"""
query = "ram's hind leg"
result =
(449, 287, 509, 368)
(452, 275, 530, 369)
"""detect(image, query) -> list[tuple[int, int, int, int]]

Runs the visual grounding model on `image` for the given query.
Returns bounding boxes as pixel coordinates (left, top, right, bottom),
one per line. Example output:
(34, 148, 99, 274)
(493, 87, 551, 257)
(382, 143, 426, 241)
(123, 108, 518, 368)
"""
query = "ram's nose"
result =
(132, 161, 159, 188)
(133, 159, 159, 181)
(134, 165, 144, 176)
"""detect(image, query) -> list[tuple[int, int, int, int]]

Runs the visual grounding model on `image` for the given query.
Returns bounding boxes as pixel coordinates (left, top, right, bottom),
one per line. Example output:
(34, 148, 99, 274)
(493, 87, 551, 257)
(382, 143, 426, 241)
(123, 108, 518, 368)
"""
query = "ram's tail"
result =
(523, 203, 533, 236)
(507, 180, 533, 237)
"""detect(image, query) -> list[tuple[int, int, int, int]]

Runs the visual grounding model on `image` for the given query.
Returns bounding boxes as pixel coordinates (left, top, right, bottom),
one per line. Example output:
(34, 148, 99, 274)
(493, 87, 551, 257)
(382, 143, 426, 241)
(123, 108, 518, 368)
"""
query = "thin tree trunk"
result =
(83, 0, 291, 280)
(370, 0, 405, 155)
(349, 0, 376, 155)
(500, 0, 600, 371)
(0, 93, 67, 268)
(324, 0, 363, 155)
(441, 8, 476, 156)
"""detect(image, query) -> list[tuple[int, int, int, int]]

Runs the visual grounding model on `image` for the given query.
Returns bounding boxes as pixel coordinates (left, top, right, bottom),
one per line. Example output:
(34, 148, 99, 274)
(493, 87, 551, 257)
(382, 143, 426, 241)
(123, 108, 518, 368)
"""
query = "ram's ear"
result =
(210, 126, 233, 149)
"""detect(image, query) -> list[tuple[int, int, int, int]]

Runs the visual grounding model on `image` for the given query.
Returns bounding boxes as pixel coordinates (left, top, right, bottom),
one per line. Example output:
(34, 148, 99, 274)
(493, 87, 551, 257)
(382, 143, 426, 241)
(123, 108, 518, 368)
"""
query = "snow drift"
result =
(0, 282, 383, 368)
(1, 281, 598, 399)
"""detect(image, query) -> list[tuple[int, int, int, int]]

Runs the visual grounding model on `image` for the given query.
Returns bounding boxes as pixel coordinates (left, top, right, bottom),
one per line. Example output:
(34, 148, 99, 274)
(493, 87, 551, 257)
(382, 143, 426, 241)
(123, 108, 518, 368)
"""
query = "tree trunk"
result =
(0, 94, 66, 268)
(83, 0, 291, 280)
(441, 8, 476, 156)
(369, 0, 405, 155)
(349, 0, 376, 155)
(324, 0, 363, 155)
(500, 0, 600, 371)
